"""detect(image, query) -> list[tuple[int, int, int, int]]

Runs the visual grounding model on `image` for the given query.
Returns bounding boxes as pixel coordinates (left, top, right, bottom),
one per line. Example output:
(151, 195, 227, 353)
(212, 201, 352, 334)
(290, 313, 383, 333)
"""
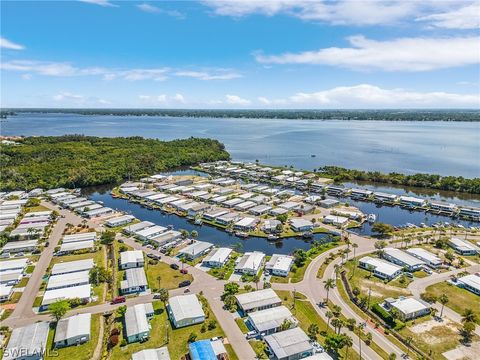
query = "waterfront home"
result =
(187, 203, 211, 217)
(0, 284, 14, 302)
(145, 193, 169, 202)
(265, 254, 294, 277)
(124, 303, 154, 343)
(247, 305, 297, 336)
(202, 247, 232, 268)
(76, 203, 103, 213)
(168, 199, 190, 210)
(264, 327, 314, 360)
(150, 230, 182, 247)
(46, 270, 90, 290)
(233, 217, 259, 231)
(189, 339, 227, 360)
(167, 294, 205, 328)
(235, 288, 282, 314)
(178, 241, 213, 260)
(262, 219, 282, 233)
(54, 313, 91, 348)
(105, 214, 135, 227)
(41, 284, 91, 308)
(326, 185, 346, 196)
(457, 274, 480, 295)
(331, 209, 363, 220)
(132, 347, 171, 360)
(51, 259, 94, 276)
(382, 247, 425, 271)
(203, 208, 229, 221)
(289, 218, 314, 232)
(249, 204, 272, 216)
(383, 297, 431, 321)
(459, 206, 480, 220)
(3, 322, 50, 360)
(359, 256, 403, 281)
(123, 221, 154, 235)
(119, 250, 145, 269)
(70, 200, 96, 210)
(1, 239, 38, 254)
(84, 207, 114, 218)
(323, 215, 349, 227)
(350, 188, 373, 200)
(319, 199, 339, 208)
(405, 248, 442, 268)
(120, 267, 148, 294)
(448, 237, 479, 255)
(429, 201, 456, 213)
(235, 251, 265, 275)
(235, 200, 257, 211)
(216, 212, 242, 226)
(399, 196, 425, 208)
(135, 225, 168, 241)
(156, 195, 179, 205)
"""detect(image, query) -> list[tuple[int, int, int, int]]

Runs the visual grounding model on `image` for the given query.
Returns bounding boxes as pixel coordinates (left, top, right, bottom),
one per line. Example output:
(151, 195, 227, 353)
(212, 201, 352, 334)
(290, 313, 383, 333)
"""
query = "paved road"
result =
(4, 202, 83, 325)
(408, 263, 480, 337)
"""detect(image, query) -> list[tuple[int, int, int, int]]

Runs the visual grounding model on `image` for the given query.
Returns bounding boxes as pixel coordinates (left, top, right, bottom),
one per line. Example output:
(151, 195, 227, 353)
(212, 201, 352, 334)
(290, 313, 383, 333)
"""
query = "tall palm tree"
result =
(343, 334, 353, 359)
(323, 278, 335, 303)
(352, 243, 358, 258)
(325, 311, 334, 333)
(462, 309, 477, 324)
(439, 294, 449, 318)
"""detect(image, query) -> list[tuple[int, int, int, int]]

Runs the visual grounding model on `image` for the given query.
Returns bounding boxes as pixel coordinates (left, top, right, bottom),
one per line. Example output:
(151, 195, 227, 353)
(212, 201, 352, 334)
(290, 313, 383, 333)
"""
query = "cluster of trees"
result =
(6, 108, 480, 121)
(318, 166, 480, 194)
(0, 135, 230, 190)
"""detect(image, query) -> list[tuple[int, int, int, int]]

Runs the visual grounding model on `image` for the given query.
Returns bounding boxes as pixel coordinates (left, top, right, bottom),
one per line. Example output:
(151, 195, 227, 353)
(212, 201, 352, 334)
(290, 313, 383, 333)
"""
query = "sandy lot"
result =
(442, 341, 480, 360)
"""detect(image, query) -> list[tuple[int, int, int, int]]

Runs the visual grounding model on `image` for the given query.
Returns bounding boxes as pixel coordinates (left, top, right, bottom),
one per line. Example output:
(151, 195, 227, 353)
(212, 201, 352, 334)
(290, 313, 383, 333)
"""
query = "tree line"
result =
(0, 135, 230, 190)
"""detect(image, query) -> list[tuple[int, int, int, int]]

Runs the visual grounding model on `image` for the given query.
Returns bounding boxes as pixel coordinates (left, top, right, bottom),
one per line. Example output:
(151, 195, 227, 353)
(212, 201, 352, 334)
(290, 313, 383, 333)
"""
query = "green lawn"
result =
(45, 314, 101, 360)
(27, 204, 51, 212)
(14, 277, 29, 288)
(207, 253, 240, 280)
(5, 291, 22, 304)
(145, 261, 192, 291)
(249, 340, 269, 359)
(424, 282, 480, 325)
(26, 265, 35, 274)
(235, 318, 249, 334)
(111, 298, 237, 360)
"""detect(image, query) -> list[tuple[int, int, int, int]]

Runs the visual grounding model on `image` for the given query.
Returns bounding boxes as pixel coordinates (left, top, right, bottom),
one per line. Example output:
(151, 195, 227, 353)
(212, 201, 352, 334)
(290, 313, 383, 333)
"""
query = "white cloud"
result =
(78, 0, 117, 7)
(52, 91, 110, 105)
(0, 37, 25, 50)
(0, 60, 107, 76)
(173, 93, 186, 103)
(21, 74, 32, 80)
(157, 95, 167, 103)
(202, 0, 420, 26)
(110, 68, 169, 81)
(174, 70, 242, 80)
(225, 94, 251, 105)
(255, 35, 480, 71)
(137, 3, 185, 18)
(416, 3, 480, 29)
(272, 84, 479, 108)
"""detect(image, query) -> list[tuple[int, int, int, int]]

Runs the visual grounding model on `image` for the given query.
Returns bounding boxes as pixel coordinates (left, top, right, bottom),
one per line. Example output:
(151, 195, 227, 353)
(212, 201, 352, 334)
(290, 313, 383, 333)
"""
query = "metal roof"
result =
(51, 258, 94, 275)
(54, 313, 91, 343)
(125, 303, 154, 338)
(132, 347, 171, 360)
(248, 305, 296, 332)
(168, 294, 205, 322)
(4, 322, 50, 360)
(235, 288, 281, 311)
(264, 327, 313, 359)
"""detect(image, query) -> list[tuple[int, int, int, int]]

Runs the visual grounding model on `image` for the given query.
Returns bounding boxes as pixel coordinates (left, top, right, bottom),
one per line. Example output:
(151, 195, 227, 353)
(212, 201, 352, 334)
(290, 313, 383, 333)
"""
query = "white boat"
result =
(367, 214, 376, 223)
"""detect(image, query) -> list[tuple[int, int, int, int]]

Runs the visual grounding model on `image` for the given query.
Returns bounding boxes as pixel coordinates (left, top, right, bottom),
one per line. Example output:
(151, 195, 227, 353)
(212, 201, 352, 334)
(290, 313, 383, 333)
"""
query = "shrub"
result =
(110, 328, 120, 336)
(208, 320, 217, 330)
(109, 335, 119, 347)
(120, 339, 127, 347)
(371, 303, 396, 327)
(188, 332, 197, 343)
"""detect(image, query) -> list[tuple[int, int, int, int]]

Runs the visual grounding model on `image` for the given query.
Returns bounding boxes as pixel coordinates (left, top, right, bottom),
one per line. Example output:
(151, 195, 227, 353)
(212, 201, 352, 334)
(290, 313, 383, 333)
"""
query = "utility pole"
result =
(367, 287, 372, 309)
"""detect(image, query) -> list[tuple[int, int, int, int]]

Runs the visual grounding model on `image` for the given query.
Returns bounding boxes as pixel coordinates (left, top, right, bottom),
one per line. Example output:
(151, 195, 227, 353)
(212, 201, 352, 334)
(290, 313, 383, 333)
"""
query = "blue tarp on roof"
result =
(189, 340, 216, 360)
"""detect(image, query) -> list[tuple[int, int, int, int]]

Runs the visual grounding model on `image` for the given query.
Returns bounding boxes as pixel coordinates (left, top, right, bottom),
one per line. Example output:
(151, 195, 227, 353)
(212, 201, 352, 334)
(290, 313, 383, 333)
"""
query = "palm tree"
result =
(439, 294, 449, 318)
(462, 309, 478, 324)
(323, 278, 336, 303)
(325, 311, 334, 332)
(343, 334, 353, 359)
(252, 274, 260, 290)
(156, 275, 162, 290)
(352, 243, 358, 258)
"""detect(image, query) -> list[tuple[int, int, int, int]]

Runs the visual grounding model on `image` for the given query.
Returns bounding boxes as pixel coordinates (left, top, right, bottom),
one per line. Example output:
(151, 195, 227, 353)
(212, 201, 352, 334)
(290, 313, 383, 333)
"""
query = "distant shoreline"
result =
(2, 108, 480, 122)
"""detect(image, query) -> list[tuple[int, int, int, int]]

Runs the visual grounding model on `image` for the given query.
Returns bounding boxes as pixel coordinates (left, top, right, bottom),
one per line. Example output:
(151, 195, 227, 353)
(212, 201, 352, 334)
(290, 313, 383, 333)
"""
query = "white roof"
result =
(47, 270, 90, 290)
(248, 305, 295, 332)
(54, 313, 91, 343)
(4, 322, 50, 360)
(384, 247, 425, 267)
(132, 347, 171, 360)
(2, 240, 38, 251)
(124, 221, 154, 233)
(234, 217, 258, 227)
(24, 211, 52, 218)
(51, 258, 94, 275)
(390, 297, 430, 315)
(42, 284, 91, 306)
(458, 274, 480, 291)
(135, 225, 167, 238)
(106, 215, 135, 226)
(168, 294, 205, 321)
(278, 201, 300, 210)
(236, 251, 265, 272)
(0, 284, 13, 297)
(235, 288, 281, 311)
(324, 215, 349, 224)
(406, 248, 442, 264)
(360, 256, 402, 277)
(179, 241, 213, 257)
(85, 207, 113, 216)
(203, 247, 232, 264)
(120, 250, 144, 266)
(125, 303, 154, 338)
(264, 327, 312, 359)
(121, 267, 148, 290)
(290, 218, 313, 228)
(400, 196, 425, 204)
(265, 254, 294, 272)
(60, 240, 94, 252)
(0, 258, 28, 272)
(62, 232, 97, 243)
(449, 238, 479, 252)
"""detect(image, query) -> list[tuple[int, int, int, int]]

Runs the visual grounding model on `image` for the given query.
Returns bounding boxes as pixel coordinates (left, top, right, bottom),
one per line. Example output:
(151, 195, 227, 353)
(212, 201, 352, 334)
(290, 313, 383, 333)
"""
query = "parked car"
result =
(170, 263, 179, 270)
(404, 272, 414, 278)
(147, 253, 161, 260)
(111, 296, 126, 304)
(180, 269, 188, 274)
(45, 242, 49, 247)
(178, 280, 191, 288)
(145, 244, 154, 249)
(118, 239, 124, 243)
(153, 293, 161, 299)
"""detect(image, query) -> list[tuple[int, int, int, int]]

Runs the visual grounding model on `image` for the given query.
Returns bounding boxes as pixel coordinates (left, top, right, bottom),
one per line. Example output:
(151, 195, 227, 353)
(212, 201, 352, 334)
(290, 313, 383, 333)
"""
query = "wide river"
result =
(2, 113, 479, 177)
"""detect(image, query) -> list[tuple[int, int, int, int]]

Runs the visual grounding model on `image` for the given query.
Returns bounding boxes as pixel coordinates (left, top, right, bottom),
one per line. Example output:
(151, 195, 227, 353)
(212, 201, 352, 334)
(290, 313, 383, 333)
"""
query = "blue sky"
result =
(1, 0, 479, 108)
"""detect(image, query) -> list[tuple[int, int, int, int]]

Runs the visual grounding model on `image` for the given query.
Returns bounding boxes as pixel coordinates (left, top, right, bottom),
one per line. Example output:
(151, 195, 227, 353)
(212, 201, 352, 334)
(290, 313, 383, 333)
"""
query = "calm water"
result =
(2, 113, 479, 177)
(83, 185, 333, 256)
